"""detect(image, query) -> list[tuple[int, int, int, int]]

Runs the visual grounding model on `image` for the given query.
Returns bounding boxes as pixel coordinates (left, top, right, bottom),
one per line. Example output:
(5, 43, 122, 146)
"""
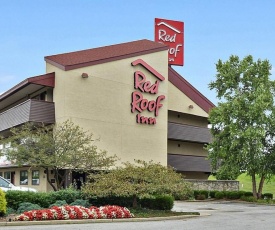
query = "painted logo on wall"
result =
(155, 18, 184, 66)
(131, 59, 165, 125)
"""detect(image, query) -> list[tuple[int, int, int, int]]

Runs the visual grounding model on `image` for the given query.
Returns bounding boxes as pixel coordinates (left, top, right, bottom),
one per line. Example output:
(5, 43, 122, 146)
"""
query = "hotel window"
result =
(20, 170, 28, 185)
(32, 170, 40, 185)
(4, 171, 11, 182)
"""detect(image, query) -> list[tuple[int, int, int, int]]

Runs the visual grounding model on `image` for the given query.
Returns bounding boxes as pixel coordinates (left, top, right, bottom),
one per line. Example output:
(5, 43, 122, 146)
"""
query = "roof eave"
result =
(168, 67, 215, 113)
(45, 46, 168, 71)
(0, 72, 55, 102)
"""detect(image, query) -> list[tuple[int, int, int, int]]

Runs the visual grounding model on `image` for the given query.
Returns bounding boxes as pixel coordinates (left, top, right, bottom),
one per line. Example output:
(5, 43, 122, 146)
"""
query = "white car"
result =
(0, 176, 37, 192)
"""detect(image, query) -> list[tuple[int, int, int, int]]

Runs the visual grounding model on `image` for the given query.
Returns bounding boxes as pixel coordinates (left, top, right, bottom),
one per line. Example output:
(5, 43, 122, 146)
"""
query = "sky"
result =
(0, 0, 275, 105)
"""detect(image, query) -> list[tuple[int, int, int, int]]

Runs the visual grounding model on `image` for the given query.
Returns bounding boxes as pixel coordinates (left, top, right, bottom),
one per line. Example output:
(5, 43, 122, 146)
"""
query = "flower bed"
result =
(15, 205, 134, 221)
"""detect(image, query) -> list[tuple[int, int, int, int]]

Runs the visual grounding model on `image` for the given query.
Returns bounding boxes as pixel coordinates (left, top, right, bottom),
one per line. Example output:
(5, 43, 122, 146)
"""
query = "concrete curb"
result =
(0, 213, 210, 227)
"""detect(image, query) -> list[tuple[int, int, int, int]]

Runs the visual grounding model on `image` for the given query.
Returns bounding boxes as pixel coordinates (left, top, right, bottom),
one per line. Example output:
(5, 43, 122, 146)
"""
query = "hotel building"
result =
(0, 39, 214, 191)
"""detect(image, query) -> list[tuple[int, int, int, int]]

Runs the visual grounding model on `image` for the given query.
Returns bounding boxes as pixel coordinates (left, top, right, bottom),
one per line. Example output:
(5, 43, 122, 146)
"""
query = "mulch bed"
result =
(0, 214, 16, 222)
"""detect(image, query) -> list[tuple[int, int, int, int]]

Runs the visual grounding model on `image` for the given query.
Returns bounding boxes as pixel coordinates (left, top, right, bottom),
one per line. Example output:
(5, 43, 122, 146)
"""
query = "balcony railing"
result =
(0, 99, 55, 133)
(168, 122, 211, 143)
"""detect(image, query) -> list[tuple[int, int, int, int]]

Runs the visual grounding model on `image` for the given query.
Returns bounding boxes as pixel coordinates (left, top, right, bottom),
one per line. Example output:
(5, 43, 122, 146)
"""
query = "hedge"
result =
(5, 190, 174, 211)
(5, 189, 82, 210)
(194, 190, 209, 200)
(139, 195, 174, 210)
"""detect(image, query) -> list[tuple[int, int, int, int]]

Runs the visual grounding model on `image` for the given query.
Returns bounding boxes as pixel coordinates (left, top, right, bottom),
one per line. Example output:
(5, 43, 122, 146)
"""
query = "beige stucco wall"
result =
(0, 167, 55, 192)
(46, 51, 168, 166)
(168, 140, 207, 156)
(168, 81, 209, 118)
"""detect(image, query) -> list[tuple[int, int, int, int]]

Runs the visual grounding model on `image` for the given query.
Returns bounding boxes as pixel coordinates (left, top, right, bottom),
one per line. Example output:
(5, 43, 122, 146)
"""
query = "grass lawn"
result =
(129, 208, 200, 218)
(209, 173, 275, 194)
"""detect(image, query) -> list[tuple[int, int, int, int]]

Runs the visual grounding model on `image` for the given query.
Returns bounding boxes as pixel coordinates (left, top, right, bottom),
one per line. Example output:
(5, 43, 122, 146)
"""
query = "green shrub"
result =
(30, 192, 53, 208)
(193, 190, 199, 198)
(244, 191, 253, 197)
(223, 191, 229, 198)
(226, 191, 241, 200)
(5, 190, 36, 210)
(0, 189, 7, 216)
(209, 190, 219, 198)
(154, 195, 174, 210)
(263, 193, 273, 199)
(215, 191, 225, 199)
(70, 199, 90, 207)
(88, 194, 174, 210)
(194, 190, 209, 200)
(199, 190, 209, 198)
(17, 202, 41, 214)
(88, 196, 134, 207)
(49, 200, 67, 208)
(240, 196, 257, 202)
(196, 194, 206, 200)
(238, 191, 246, 198)
(50, 189, 81, 204)
(140, 195, 174, 210)
(139, 195, 155, 209)
(5, 189, 82, 210)
(237, 191, 246, 197)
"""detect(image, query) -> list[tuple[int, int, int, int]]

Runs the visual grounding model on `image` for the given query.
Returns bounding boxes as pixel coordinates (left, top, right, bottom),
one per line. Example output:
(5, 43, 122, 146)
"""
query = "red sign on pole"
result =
(155, 18, 184, 66)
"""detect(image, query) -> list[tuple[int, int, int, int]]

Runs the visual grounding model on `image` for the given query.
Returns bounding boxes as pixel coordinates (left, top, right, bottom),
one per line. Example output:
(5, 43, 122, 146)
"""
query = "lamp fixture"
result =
(189, 105, 194, 109)
(81, 73, 89, 78)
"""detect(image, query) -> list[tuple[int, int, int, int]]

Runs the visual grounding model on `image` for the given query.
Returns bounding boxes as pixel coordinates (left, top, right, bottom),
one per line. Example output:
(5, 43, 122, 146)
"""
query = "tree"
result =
(0, 120, 117, 191)
(214, 163, 241, 180)
(207, 55, 275, 198)
(82, 160, 192, 207)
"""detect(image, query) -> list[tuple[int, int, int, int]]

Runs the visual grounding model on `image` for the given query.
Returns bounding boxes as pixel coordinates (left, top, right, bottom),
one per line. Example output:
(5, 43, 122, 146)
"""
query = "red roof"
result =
(45, 39, 168, 71)
(168, 67, 215, 113)
(0, 73, 55, 102)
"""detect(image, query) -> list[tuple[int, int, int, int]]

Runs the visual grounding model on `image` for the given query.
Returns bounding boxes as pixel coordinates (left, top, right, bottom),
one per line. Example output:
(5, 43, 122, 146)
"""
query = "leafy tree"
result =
(207, 55, 275, 198)
(215, 163, 241, 180)
(82, 160, 192, 207)
(0, 120, 117, 191)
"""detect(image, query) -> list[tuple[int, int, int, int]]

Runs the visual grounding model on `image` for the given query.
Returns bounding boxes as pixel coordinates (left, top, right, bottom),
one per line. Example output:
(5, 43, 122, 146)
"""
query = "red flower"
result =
(14, 205, 133, 221)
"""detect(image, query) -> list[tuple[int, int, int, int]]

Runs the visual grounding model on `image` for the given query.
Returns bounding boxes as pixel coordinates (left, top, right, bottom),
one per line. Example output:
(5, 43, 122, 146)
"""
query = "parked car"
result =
(0, 176, 37, 192)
